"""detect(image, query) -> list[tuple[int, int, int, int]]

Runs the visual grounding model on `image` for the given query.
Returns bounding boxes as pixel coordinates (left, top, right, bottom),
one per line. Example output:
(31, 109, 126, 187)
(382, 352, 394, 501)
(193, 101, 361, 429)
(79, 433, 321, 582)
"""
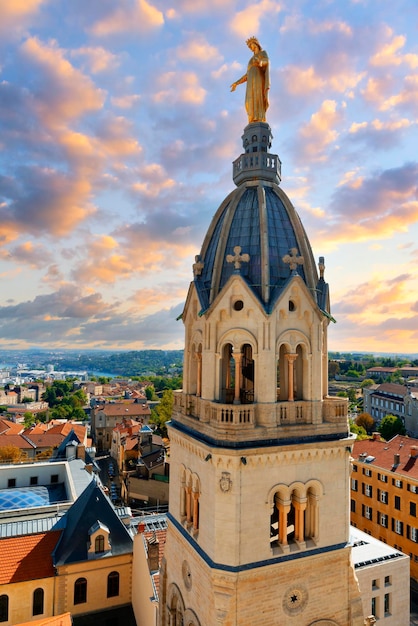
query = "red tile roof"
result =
(0, 433, 36, 449)
(353, 434, 418, 479)
(98, 402, 150, 417)
(0, 531, 62, 584)
(0, 418, 23, 435)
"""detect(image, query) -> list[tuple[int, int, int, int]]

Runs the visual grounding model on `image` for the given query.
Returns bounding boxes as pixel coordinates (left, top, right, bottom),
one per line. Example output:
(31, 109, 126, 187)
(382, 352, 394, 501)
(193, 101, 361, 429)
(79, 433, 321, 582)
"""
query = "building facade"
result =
(351, 435, 418, 582)
(159, 113, 366, 624)
(363, 382, 418, 436)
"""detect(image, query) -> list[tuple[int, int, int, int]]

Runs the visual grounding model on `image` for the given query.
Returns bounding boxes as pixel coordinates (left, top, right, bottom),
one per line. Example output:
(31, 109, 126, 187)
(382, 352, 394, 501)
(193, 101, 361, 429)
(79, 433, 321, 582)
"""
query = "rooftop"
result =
(353, 434, 418, 479)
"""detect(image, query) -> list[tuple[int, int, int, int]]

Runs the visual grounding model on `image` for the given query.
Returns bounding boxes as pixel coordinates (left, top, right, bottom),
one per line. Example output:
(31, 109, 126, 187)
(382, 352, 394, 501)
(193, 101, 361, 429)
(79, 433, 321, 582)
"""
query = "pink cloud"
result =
(90, 0, 164, 37)
(293, 100, 342, 162)
(21, 37, 105, 126)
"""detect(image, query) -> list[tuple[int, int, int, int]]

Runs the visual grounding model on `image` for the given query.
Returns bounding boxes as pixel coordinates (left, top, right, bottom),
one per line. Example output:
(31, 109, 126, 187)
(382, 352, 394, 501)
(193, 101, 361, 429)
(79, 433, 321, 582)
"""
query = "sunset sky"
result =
(1, 0, 418, 355)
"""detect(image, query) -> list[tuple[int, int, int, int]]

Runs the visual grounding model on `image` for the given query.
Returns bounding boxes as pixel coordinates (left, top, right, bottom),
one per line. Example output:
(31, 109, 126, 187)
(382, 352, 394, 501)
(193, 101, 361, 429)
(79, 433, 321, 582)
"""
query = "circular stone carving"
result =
(282, 584, 308, 616)
(182, 560, 192, 590)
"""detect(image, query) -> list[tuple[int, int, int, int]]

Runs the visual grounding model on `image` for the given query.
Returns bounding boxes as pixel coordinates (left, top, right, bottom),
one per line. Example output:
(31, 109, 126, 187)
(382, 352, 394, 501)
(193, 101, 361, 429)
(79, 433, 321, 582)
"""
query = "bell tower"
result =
(159, 53, 364, 626)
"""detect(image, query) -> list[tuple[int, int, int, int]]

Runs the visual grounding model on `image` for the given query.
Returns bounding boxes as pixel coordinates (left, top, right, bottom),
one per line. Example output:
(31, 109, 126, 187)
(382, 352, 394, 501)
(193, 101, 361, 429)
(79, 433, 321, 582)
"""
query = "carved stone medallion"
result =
(182, 560, 192, 590)
(282, 584, 308, 615)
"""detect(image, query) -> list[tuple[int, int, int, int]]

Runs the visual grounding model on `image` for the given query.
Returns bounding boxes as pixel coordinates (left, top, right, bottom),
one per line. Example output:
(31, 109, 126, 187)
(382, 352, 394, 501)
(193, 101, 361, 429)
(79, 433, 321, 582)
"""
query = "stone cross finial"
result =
(226, 245, 250, 270)
(193, 255, 204, 276)
(282, 248, 304, 273)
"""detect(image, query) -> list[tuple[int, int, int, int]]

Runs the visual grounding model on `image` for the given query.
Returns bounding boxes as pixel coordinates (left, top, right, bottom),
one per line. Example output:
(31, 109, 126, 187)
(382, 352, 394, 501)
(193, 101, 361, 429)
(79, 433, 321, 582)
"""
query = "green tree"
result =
(349, 421, 368, 440)
(360, 379, 375, 389)
(346, 369, 360, 378)
(378, 414, 406, 441)
(149, 389, 174, 437)
(23, 412, 36, 428)
(347, 388, 357, 403)
(145, 386, 157, 401)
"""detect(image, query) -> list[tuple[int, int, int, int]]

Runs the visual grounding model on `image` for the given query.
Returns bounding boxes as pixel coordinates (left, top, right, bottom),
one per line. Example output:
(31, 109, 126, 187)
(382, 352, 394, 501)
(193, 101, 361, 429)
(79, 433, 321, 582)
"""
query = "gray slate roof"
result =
(52, 479, 133, 566)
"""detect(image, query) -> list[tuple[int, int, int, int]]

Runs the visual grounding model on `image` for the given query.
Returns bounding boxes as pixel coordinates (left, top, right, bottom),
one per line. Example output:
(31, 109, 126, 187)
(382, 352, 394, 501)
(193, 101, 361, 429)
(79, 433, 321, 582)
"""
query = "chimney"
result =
(394, 453, 400, 466)
(147, 532, 159, 572)
(411, 446, 418, 458)
(372, 432, 380, 441)
(76, 444, 86, 461)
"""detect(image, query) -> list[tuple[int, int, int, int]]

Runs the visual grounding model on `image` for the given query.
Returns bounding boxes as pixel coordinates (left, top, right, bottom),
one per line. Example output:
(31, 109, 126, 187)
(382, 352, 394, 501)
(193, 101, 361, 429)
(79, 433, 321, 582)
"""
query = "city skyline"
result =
(1, 1, 418, 353)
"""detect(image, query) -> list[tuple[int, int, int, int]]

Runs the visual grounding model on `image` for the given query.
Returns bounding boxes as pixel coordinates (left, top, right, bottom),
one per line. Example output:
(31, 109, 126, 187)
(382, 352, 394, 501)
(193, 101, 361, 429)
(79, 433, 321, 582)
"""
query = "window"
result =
(363, 468, 372, 477)
(408, 484, 418, 493)
(393, 478, 403, 488)
(107, 571, 119, 598)
(394, 519, 403, 535)
(30, 476, 38, 486)
(51, 474, 59, 484)
(372, 579, 379, 589)
(0, 595, 8, 622)
(7, 478, 16, 488)
(410, 527, 418, 543)
(363, 484, 372, 497)
(378, 473, 388, 483)
(362, 505, 372, 520)
(352, 464, 358, 472)
(380, 513, 388, 528)
(95, 535, 105, 553)
(410, 502, 417, 517)
(384, 593, 391, 615)
(351, 479, 358, 492)
(394, 495, 401, 510)
(379, 490, 388, 503)
(33, 588, 44, 616)
(384, 575, 391, 586)
(371, 597, 377, 618)
(74, 578, 87, 605)
(351, 499, 356, 513)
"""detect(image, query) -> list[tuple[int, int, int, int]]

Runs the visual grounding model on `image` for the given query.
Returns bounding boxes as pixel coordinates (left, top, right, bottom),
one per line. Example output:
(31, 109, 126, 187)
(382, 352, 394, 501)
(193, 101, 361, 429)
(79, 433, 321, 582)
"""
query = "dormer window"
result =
(88, 521, 111, 558)
(95, 534, 105, 553)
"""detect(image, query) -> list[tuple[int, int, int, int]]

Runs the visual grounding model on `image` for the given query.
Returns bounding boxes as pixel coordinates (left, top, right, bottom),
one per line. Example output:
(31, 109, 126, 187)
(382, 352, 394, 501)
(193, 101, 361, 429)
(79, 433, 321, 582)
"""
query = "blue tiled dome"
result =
(194, 123, 322, 313)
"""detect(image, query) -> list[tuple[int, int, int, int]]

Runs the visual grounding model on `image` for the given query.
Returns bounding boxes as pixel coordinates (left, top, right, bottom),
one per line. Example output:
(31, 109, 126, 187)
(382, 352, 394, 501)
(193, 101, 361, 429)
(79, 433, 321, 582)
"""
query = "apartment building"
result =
(351, 435, 418, 582)
(363, 382, 418, 436)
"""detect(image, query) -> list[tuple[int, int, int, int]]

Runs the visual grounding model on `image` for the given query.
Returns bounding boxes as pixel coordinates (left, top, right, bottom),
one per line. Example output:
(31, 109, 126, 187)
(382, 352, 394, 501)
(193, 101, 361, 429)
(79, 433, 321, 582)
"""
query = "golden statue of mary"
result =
(231, 37, 270, 124)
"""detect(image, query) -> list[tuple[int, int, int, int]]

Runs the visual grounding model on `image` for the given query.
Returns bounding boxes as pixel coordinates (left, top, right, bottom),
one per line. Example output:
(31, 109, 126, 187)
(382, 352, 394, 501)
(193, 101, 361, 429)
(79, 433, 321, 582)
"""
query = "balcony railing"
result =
(173, 392, 348, 430)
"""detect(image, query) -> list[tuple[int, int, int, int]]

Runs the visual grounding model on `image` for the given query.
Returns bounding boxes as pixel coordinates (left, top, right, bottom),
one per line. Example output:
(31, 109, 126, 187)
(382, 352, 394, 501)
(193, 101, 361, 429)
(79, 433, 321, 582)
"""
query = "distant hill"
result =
(0, 349, 184, 377)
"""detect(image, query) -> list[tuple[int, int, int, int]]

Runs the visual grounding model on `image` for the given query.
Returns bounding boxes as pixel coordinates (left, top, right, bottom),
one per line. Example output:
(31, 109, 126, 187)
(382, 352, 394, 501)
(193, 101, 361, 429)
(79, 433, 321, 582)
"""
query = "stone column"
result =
(193, 491, 199, 530)
(293, 498, 307, 544)
(196, 352, 202, 397)
(307, 492, 320, 541)
(232, 352, 242, 404)
(285, 353, 298, 401)
(278, 500, 291, 546)
(186, 486, 192, 524)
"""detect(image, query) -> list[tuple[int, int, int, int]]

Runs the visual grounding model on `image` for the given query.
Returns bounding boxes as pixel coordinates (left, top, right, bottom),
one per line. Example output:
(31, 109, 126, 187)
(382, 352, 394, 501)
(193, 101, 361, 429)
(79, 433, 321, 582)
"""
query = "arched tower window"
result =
(270, 482, 321, 551)
(74, 578, 87, 605)
(33, 588, 44, 616)
(240, 343, 254, 404)
(221, 343, 234, 403)
(295, 344, 304, 400)
(189, 342, 202, 397)
(0, 595, 9, 623)
(180, 466, 187, 520)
